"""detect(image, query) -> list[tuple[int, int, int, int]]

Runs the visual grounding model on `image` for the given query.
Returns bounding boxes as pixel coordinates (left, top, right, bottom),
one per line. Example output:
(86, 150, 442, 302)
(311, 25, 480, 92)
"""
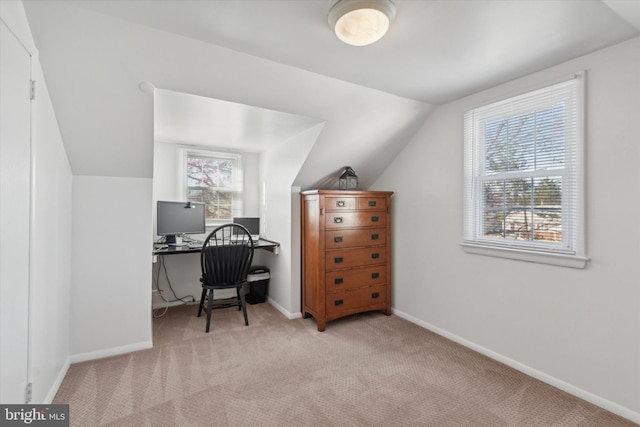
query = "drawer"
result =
(326, 247, 386, 270)
(357, 197, 387, 211)
(326, 265, 386, 291)
(325, 197, 356, 211)
(325, 228, 386, 249)
(325, 211, 386, 229)
(326, 284, 387, 314)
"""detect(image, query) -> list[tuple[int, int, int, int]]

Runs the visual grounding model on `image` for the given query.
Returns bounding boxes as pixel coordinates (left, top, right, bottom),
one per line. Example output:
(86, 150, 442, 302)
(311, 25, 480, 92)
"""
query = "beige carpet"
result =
(54, 302, 637, 426)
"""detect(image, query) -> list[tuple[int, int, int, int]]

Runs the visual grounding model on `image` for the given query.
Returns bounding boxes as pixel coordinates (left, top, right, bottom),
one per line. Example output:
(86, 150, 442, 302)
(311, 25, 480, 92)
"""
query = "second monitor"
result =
(233, 217, 260, 240)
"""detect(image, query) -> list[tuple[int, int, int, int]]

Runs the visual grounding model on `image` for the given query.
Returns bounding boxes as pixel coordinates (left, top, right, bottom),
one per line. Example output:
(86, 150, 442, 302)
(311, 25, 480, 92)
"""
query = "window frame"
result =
(461, 73, 588, 269)
(178, 147, 243, 228)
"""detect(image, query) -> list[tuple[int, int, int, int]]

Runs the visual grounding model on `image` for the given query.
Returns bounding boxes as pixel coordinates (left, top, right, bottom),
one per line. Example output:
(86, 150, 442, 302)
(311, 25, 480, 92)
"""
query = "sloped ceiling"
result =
(154, 90, 324, 152)
(22, 0, 640, 189)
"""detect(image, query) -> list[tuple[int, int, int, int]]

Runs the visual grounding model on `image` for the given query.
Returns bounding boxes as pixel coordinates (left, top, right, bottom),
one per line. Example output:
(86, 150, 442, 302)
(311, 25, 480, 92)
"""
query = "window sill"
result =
(460, 241, 589, 269)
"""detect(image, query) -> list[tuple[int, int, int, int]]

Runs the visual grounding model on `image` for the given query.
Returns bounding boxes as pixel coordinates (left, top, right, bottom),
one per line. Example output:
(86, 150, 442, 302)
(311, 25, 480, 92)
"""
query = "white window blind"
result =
(462, 75, 587, 267)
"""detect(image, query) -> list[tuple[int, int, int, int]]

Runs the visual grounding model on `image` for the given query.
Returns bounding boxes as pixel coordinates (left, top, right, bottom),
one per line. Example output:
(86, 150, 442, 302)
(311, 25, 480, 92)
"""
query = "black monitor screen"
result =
(233, 217, 260, 235)
(157, 201, 206, 238)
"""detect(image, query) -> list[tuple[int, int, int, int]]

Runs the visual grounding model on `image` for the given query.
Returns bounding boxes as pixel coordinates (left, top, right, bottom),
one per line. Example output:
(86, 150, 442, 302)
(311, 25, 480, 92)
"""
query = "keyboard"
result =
(186, 241, 203, 248)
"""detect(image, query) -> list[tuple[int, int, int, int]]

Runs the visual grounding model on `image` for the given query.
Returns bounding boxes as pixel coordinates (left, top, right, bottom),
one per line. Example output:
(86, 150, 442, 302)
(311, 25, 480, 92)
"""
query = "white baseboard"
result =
(392, 308, 640, 425)
(70, 341, 153, 364)
(267, 298, 302, 320)
(43, 356, 71, 404)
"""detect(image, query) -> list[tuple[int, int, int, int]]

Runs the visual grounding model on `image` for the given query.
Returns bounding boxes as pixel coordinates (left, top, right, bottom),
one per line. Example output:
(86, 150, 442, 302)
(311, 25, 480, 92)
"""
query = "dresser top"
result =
(301, 190, 394, 196)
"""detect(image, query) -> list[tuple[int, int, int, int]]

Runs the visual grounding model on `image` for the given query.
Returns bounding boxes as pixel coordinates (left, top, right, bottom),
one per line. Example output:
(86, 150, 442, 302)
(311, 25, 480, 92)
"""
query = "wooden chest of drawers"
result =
(301, 190, 393, 331)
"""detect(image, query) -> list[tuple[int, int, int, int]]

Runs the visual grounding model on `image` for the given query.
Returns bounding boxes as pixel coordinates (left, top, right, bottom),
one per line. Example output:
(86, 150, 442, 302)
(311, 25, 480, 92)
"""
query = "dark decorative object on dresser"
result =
(338, 166, 358, 190)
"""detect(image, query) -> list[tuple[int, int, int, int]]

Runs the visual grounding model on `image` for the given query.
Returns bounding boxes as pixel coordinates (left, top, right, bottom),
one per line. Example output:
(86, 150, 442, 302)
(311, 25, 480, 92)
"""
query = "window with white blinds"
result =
(462, 74, 587, 268)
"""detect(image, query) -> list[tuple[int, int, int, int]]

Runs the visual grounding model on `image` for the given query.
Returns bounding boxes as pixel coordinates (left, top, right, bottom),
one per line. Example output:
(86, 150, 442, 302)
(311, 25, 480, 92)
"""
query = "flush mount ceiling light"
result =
(328, 0, 396, 46)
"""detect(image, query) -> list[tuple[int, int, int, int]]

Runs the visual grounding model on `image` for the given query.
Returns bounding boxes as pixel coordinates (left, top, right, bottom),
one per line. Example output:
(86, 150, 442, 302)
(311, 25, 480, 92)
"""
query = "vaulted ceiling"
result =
(22, 0, 640, 188)
(35, 0, 640, 104)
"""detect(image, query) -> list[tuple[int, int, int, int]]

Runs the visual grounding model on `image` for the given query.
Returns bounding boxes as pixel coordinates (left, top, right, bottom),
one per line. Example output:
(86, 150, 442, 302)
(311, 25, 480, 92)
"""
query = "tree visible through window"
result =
(463, 76, 586, 266)
(186, 154, 235, 225)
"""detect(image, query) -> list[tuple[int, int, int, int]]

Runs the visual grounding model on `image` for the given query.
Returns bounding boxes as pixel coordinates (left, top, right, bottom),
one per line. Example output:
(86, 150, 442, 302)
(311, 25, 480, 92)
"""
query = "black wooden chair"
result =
(197, 223, 254, 332)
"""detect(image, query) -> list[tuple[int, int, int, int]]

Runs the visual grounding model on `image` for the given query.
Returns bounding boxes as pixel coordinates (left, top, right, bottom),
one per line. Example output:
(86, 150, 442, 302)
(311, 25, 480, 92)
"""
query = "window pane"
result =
(483, 210, 504, 238)
(507, 113, 535, 172)
(502, 178, 533, 241)
(206, 189, 232, 221)
(186, 154, 235, 223)
(532, 177, 562, 243)
(483, 180, 504, 209)
(187, 189, 204, 203)
(485, 106, 567, 175)
(187, 156, 233, 189)
(485, 113, 537, 174)
(532, 207, 562, 242)
(533, 177, 561, 206)
(483, 180, 507, 238)
(504, 209, 530, 240)
(504, 178, 532, 208)
(535, 105, 565, 170)
(482, 177, 563, 243)
(484, 119, 509, 173)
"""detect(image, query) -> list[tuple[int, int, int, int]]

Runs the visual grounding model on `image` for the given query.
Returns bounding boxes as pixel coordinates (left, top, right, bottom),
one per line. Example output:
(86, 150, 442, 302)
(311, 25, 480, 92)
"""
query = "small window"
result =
(462, 75, 587, 268)
(181, 149, 242, 227)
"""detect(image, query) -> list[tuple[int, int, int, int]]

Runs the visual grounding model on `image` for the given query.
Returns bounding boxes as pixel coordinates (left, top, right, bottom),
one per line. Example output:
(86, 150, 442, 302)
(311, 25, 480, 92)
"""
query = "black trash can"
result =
(246, 265, 270, 304)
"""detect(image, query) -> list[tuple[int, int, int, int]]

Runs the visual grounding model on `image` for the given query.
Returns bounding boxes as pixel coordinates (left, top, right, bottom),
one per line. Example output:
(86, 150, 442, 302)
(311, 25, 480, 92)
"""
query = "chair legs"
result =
(235, 287, 242, 311)
(239, 288, 249, 326)
(198, 286, 249, 332)
(196, 288, 215, 333)
(197, 289, 207, 317)
(206, 289, 213, 333)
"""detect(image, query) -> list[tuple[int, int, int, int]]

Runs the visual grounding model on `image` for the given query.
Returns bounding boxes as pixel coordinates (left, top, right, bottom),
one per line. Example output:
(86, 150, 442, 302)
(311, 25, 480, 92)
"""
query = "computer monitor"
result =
(233, 217, 260, 236)
(157, 201, 205, 244)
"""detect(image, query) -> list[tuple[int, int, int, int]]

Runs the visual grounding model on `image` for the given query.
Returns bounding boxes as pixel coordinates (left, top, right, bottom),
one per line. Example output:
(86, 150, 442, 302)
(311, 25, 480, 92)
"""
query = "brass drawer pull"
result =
(334, 278, 344, 285)
(371, 216, 379, 222)
(371, 253, 380, 259)
(334, 299, 344, 306)
(368, 201, 377, 207)
(336, 200, 346, 207)
(371, 272, 380, 279)
(372, 292, 380, 299)
(371, 234, 379, 240)
(334, 217, 343, 223)
(334, 257, 344, 263)
(334, 236, 343, 243)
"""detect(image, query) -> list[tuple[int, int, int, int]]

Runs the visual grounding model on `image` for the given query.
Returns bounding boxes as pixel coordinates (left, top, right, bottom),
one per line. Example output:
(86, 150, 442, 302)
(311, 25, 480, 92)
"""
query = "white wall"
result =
(29, 51, 73, 403)
(0, 0, 73, 403)
(1, 11, 32, 405)
(260, 124, 325, 316)
(70, 176, 153, 360)
(372, 37, 640, 422)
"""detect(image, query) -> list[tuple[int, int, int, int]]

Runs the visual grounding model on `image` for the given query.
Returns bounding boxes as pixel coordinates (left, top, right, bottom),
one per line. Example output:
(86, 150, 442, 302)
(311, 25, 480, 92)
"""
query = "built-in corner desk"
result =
(151, 237, 279, 309)
(153, 237, 280, 256)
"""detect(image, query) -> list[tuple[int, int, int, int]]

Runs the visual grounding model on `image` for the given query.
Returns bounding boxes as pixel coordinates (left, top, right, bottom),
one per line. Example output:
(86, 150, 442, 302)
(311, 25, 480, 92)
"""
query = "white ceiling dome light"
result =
(328, 0, 397, 46)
